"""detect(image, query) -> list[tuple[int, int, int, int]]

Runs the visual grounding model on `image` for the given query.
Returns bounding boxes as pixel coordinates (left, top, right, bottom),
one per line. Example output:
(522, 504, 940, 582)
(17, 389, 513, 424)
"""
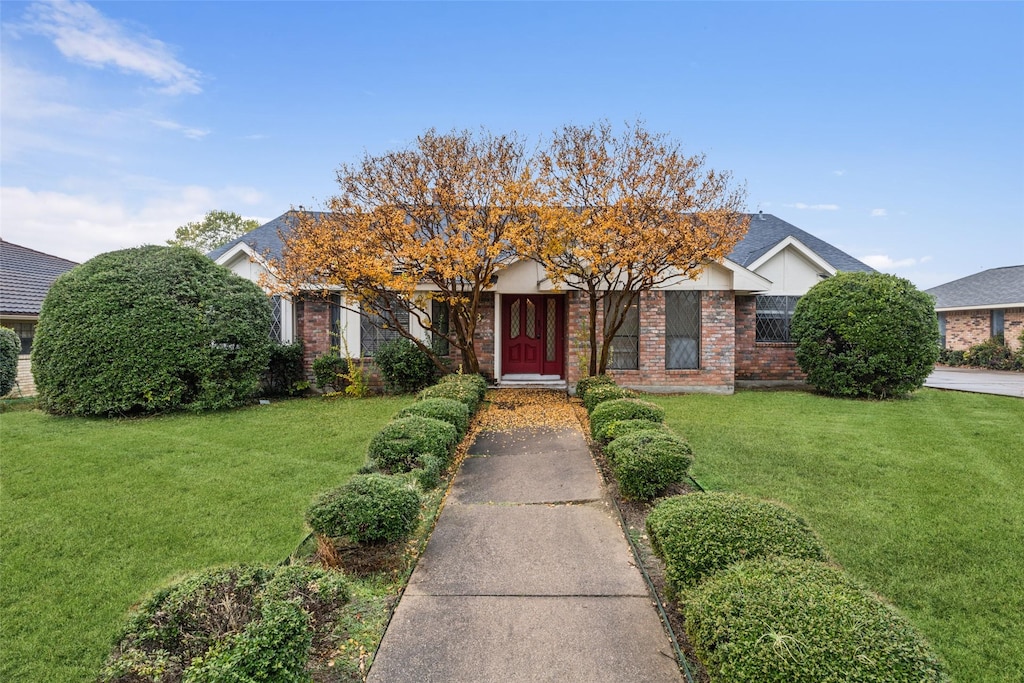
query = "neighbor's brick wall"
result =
(734, 295, 805, 381)
(567, 290, 735, 391)
(943, 308, 1024, 351)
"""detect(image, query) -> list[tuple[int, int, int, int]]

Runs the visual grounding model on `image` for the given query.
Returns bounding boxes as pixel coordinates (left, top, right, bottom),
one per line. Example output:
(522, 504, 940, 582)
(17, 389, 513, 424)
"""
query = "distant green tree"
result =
(168, 210, 260, 253)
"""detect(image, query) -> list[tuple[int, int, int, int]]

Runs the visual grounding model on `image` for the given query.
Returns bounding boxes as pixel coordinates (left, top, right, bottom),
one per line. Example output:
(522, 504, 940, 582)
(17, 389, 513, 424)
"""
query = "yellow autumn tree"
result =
(274, 128, 534, 374)
(532, 121, 749, 375)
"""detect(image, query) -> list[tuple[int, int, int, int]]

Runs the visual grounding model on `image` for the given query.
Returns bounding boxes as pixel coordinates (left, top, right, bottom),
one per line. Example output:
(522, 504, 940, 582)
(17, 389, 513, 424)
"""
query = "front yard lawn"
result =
(0, 396, 412, 682)
(650, 389, 1024, 683)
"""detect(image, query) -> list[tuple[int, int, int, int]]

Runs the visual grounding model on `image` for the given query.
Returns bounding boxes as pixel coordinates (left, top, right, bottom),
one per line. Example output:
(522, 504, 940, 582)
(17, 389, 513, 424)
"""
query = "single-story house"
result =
(210, 212, 874, 393)
(926, 265, 1024, 352)
(0, 240, 79, 396)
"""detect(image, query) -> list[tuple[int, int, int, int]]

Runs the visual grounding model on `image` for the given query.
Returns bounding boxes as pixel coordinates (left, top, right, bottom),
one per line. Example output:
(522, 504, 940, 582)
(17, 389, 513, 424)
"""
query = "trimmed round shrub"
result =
(312, 351, 348, 392)
(0, 326, 19, 396)
(32, 246, 272, 416)
(367, 415, 459, 474)
(374, 337, 438, 393)
(100, 564, 349, 683)
(604, 429, 693, 501)
(438, 372, 488, 399)
(419, 376, 484, 413)
(575, 373, 615, 401)
(790, 271, 939, 398)
(589, 398, 665, 442)
(684, 557, 950, 683)
(646, 492, 827, 595)
(397, 397, 470, 438)
(261, 341, 305, 397)
(599, 418, 671, 443)
(583, 383, 639, 413)
(305, 474, 421, 545)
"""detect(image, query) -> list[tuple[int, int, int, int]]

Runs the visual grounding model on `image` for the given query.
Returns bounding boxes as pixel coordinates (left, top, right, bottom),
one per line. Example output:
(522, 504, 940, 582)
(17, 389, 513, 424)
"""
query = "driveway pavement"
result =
(925, 367, 1024, 398)
(367, 425, 683, 682)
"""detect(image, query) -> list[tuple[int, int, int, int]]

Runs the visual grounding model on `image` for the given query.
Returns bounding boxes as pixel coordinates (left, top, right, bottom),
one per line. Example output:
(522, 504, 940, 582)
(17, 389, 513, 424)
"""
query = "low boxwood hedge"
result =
(646, 492, 827, 595)
(100, 565, 349, 682)
(419, 374, 486, 413)
(604, 429, 693, 501)
(599, 418, 671, 443)
(367, 415, 459, 474)
(684, 557, 951, 683)
(589, 398, 665, 442)
(583, 384, 639, 413)
(305, 474, 421, 545)
(574, 373, 615, 401)
(396, 397, 471, 438)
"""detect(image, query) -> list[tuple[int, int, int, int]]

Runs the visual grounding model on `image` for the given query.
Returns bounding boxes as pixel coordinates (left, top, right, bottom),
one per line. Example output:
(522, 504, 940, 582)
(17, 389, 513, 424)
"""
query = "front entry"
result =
(501, 294, 564, 376)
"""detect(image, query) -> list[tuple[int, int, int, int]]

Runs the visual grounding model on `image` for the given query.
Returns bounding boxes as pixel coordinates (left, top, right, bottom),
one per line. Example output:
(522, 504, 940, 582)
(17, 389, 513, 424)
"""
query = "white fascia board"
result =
(936, 303, 1024, 312)
(720, 258, 773, 293)
(747, 236, 837, 277)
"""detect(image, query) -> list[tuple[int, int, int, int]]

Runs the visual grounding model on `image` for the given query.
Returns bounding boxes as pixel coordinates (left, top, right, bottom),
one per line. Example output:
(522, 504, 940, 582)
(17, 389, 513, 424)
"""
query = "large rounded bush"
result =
(33, 246, 273, 416)
(397, 397, 471, 438)
(367, 415, 459, 474)
(684, 557, 950, 683)
(646, 492, 827, 595)
(790, 271, 939, 398)
(589, 398, 665, 442)
(305, 474, 421, 545)
(374, 337, 438, 393)
(0, 326, 19, 396)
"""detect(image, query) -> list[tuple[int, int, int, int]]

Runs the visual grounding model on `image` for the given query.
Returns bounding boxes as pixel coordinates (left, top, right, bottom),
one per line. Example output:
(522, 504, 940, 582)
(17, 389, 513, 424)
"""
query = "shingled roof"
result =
(925, 265, 1024, 309)
(0, 240, 79, 316)
(211, 210, 873, 275)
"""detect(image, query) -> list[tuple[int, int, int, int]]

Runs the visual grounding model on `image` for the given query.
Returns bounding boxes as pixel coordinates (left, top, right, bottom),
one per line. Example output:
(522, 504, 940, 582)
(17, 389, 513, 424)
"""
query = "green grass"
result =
(650, 389, 1024, 683)
(0, 396, 412, 682)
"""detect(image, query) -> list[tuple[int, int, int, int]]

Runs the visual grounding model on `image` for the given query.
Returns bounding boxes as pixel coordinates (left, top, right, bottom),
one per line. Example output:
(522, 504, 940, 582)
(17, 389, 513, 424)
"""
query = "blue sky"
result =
(2, 0, 1022, 289)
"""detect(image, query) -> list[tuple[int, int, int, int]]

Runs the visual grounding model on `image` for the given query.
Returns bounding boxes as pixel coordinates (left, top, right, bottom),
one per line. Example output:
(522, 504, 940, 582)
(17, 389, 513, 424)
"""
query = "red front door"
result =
(502, 295, 564, 376)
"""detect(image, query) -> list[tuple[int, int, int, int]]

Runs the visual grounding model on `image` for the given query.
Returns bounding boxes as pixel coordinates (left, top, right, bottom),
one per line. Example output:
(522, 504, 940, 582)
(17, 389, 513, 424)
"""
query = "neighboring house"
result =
(0, 240, 79, 396)
(926, 265, 1024, 352)
(211, 212, 874, 393)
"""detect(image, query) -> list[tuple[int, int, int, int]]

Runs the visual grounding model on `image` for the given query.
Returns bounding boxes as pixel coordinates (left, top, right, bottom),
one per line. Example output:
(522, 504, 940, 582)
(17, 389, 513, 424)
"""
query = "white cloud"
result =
(0, 184, 264, 262)
(785, 202, 840, 211)
(23, 0, 201, 95)
(152, 119, 210, 140)
(870, 208, 888, 217)
(832, 170, 846, 176)
(861, 254, 920, 270)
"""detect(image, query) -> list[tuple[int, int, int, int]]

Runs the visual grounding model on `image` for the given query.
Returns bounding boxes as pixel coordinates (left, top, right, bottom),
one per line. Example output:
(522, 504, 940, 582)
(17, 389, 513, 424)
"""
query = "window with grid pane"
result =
(755, 295, 800, 343)
(269, 295, 284, 342)
(431, 299, 450, 356)
(605, 297, 639, 370)
(361, 297, 409, 357)
(666, 291, 700, 369)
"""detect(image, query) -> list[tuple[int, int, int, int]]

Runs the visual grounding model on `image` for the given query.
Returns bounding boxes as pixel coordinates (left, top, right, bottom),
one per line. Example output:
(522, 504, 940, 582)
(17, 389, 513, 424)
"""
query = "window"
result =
(269, 295, 284, 343)
(937, 312, 947, 349)
(430, 299, 450, 356)
(666, 291, 700, 369)
(755, 295, 800, 343)
(992, 309, 1005, 338)
(605, 297, 639, 370)
(360, 297, 409, 357)
(12, 322, 34, 355)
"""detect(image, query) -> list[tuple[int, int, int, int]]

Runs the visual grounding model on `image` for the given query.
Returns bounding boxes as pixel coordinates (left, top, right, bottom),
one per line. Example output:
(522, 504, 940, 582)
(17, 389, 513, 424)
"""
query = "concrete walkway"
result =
(367, 426, 683, 682)
(925, 366, 1024, 398)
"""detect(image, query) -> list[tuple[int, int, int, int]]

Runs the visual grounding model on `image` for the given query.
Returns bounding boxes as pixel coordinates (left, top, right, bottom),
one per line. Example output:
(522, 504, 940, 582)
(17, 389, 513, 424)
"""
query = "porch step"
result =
(497, 374, 568, 391)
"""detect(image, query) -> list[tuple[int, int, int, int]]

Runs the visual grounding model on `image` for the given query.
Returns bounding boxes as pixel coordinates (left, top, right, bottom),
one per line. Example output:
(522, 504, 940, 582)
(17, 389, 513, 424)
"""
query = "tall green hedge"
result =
(791, 271, 939, 398)
(32, 246, 273, 416)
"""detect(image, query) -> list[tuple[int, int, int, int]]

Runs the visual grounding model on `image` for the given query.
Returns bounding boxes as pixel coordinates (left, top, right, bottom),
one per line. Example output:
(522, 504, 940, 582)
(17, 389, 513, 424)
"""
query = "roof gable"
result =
(729, 213, 874, 274)
(0, 240, 79, 316)
(926, 265, 1024, 309)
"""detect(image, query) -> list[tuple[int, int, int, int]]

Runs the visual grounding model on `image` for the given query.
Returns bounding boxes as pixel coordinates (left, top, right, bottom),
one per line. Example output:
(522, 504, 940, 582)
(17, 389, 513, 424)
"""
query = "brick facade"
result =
(566, 290, 737, 393)
(734, 295, 805, 382)
(943, 308, 1024, 352)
